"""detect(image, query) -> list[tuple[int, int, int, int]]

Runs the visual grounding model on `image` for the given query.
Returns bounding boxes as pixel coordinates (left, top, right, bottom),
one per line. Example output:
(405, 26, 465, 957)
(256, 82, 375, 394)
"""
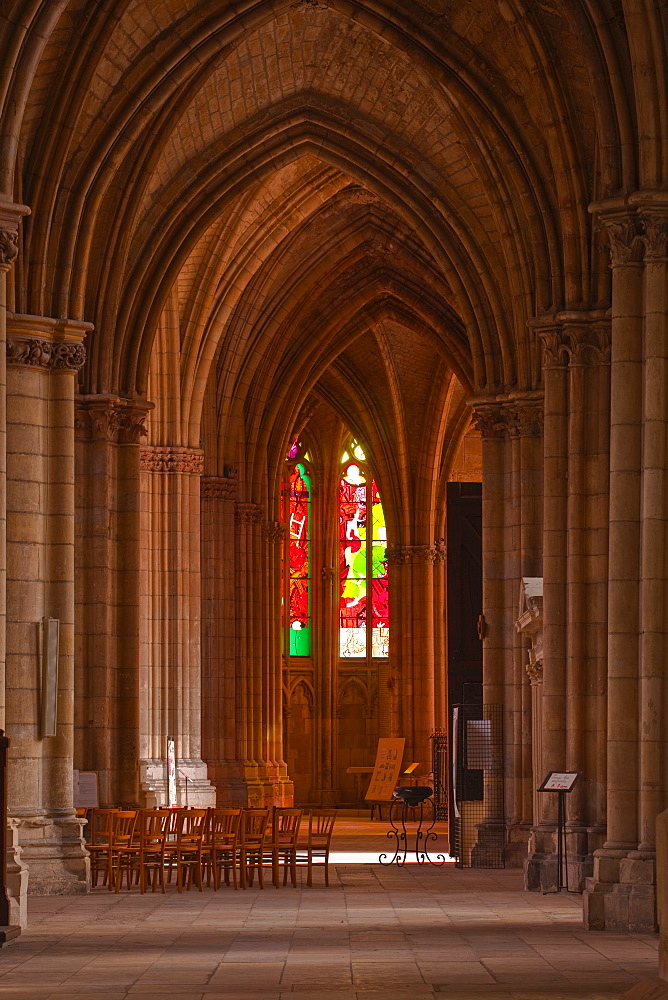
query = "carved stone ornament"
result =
(600, 215, 644, 267)
(6, 336, 86, 372)
(0, 229, 19, 268)
(563, 322, 612, 366)
(234, 502, 265, 525)
(75, 395, 153, 444)
(471, 404, 511, 439)
(200, 477, 238, 500)
(538, 328, 569, 369)
(515, 577, 543, 685)
(509, 401, 544, 438)
(263, 521, 286, 543)
(386, 542, 446, 565)
(640, 211, 668, 263)
(140, 446, 204, 474)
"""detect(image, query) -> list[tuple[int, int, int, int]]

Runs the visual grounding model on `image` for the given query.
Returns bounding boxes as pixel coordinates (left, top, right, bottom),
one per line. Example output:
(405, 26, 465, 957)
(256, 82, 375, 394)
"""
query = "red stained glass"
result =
(339, 462, 388, 657)
(286, 461, 311, 656)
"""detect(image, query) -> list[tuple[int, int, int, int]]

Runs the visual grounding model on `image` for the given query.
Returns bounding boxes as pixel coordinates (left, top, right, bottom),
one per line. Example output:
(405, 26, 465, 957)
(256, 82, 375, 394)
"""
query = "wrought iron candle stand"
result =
(379, 786, 446, 866)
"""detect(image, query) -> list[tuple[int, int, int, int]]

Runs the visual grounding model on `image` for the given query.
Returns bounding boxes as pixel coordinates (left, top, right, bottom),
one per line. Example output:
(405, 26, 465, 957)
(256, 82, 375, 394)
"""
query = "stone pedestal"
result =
(584, 849, 657, 933)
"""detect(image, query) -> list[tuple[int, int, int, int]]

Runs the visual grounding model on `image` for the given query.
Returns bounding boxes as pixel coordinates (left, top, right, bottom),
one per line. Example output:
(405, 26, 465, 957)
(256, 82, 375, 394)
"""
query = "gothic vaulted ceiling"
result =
(1, 0, 664, 479)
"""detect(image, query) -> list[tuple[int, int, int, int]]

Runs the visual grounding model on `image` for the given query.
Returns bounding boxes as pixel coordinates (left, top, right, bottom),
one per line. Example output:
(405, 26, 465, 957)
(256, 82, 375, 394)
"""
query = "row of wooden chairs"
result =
(84, 807, 336, 893)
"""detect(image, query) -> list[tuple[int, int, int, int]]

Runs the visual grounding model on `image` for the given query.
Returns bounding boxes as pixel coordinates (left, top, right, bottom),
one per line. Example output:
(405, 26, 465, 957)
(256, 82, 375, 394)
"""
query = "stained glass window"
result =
(287, 459, 311, 656)
(339, 451, 389, 658)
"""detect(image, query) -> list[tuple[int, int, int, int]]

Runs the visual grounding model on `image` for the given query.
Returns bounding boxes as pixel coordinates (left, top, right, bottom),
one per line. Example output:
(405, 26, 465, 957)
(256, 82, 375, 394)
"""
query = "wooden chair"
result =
(293, 809, 337, 887)
(123, 808, 172, 893)
(237, 809, 269, 889)
(264, 808, 302, 888)
(205, 808, 241, 889)
(108, 810, 137, 892)
(87, 808, 118, 887)
(165, 808, 208, 892)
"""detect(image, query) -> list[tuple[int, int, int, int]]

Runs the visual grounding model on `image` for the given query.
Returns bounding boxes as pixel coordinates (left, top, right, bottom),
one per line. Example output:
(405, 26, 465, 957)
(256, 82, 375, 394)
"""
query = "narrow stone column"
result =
(385, 543, 446, 766)
(636, 208, 668, 852)
(138, 446, 215, 807)
(262, 518, 291, 801)
(507, 399, 543, 861)
(206, 499, 290, 808)
(0, 202, 29, 928)
(584, 208, 648, 930)
(74, 395, 151, 807)
(472, 396, 543, 865)
(536, 331, 569, 830)
(201, 474, 247, 803)
(6, 314, 90, 893)
(527, 316, 610, 892)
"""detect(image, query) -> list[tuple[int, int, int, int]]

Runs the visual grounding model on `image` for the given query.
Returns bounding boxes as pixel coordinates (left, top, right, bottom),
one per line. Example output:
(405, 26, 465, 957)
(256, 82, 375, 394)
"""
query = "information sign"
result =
(365, 737, 405, 801)
(538, 771, 580, 793)
(73, 770, 99, 808)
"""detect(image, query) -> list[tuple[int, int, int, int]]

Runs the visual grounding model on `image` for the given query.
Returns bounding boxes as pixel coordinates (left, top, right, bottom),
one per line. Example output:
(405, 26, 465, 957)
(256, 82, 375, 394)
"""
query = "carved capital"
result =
(562, 321, 611, 366)
(201, 476, 238, 500)
(0, 200, 30, 271)
(537, 327, 569, 369)
(470, 403, 511, 439)
(6, 336, 86, 372)
(526, 659, 544, 685)
(386, 542, 445, 565)
(234, 502, 265, 525)
(75, 395, 153, 444)
(599, 214, 644, 267)
(640, 211, 668, 263)
(0, 230, 19, 268)
(263, 521, 286, 543)
(140, 446, 204, 474)
(509, 401, 544, 437)
(321, 566, 336, 583)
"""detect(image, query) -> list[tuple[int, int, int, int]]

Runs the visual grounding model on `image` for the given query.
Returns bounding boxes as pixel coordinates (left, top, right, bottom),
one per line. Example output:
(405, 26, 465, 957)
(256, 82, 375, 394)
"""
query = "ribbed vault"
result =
(3, 0, 652, 426)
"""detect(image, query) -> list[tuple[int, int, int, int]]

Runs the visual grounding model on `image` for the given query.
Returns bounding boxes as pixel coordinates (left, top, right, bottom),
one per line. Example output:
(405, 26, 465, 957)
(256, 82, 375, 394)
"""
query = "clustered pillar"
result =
(583, 200, 668, 931)
(138, 446, 215, 807)
(5, 314, 90, 894)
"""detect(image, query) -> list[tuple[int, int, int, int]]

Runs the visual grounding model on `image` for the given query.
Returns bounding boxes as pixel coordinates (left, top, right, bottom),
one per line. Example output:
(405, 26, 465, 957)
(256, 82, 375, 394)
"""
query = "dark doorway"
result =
(446, 482, 483, 853)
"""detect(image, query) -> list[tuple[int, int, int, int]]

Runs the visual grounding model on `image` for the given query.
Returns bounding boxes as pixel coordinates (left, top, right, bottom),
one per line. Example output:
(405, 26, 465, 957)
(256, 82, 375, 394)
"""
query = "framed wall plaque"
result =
(538, 771, 580, 793)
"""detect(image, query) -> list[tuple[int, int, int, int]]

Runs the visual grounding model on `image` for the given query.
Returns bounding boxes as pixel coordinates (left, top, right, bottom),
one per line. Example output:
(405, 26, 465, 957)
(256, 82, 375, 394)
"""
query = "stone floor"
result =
(0, 820, 658, 1000)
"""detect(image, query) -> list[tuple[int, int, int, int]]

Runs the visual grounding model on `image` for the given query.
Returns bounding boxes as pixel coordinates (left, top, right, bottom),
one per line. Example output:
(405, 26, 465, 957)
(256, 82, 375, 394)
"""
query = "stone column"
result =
(584, 210, 647, 929)
(138, 446, 215, 807)
(5, 314, 90, 894)
(472, 395, 543, 865)
(527, 315, 610, 892)
(202, 496, 290, 808)
(74, 395, 152, 807)
(385, 542, 446, 766)
(200, 474, 246, 804)
(636, 207, 668, 855)
(0, 201, 29, 928)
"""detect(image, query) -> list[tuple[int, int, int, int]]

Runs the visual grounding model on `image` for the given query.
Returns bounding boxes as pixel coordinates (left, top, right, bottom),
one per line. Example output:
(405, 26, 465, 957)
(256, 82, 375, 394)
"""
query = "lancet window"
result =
(339, 443, 389, 658)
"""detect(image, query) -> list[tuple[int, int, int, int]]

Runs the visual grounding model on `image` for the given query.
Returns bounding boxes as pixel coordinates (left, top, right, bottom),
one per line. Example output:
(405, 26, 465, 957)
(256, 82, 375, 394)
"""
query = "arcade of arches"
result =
(0, 0, 666, 946)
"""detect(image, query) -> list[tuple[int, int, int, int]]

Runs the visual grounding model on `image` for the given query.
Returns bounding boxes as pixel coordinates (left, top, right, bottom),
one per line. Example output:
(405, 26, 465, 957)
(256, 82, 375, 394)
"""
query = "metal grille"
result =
(430, 731, 448, 820)
(452, 702, 504, 869)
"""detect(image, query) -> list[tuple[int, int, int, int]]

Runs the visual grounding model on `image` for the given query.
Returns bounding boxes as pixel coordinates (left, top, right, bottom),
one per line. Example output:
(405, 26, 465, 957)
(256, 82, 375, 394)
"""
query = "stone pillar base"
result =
(469, 822, 506, 869)
(140, 758, 216, 808)
(503, 823, 532, 868)
(524, 851, 594, 892)
(207, 760, 294, 808)
(11, 812, 89, 895)
(583, 849, 657, 932)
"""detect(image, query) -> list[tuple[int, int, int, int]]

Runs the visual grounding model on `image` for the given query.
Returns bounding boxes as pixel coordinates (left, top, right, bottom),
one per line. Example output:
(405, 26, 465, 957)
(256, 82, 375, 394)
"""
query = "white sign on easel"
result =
(167, 738, 177, 807)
